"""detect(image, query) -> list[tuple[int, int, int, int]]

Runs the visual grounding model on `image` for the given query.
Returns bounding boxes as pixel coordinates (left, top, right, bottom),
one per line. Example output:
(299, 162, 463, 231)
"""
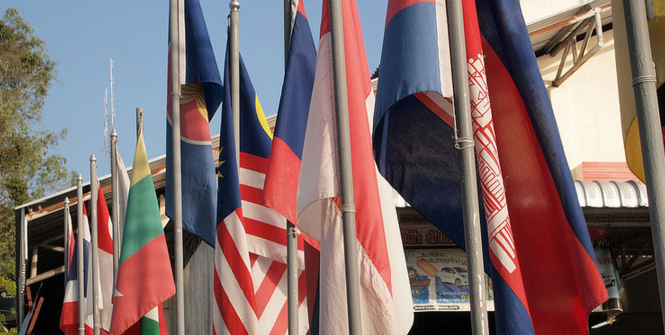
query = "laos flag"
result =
(263, 0, 317, 225)
(372, 0, 608, 334)
(166, 0, 223, 246)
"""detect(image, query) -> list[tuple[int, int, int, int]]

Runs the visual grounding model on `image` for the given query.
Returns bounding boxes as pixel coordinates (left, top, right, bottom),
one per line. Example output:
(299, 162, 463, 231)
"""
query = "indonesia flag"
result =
(295, 0, 413, 333)
(372, 0, 608, 334)
(214, 46, 308, 335)
(60, 204, 93, 335)
(263, 0, 317, 225)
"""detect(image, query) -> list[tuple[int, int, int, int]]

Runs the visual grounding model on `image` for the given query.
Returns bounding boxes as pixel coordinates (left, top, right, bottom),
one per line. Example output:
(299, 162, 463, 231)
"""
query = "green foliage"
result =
(0, 8, 70, 332)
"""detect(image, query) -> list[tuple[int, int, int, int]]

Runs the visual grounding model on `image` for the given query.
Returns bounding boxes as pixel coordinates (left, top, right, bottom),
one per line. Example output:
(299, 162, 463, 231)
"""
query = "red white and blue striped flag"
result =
(214, 45, 308, 335)
(263, 0, 317, 226)
(296, 0, 414, 333)
(60, 204, 94, 335)
(372, 0, 608, 334)
(166, 0, 223, 246)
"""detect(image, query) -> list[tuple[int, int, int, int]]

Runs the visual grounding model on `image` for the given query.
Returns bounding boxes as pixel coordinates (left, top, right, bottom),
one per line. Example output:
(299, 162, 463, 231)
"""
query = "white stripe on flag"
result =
(215, 233, 258, 333)
(239, 168, 266, 190)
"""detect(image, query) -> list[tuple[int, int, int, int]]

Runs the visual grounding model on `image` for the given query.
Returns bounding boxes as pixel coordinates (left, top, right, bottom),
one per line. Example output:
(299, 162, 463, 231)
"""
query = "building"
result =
(13, 0, 663, 333)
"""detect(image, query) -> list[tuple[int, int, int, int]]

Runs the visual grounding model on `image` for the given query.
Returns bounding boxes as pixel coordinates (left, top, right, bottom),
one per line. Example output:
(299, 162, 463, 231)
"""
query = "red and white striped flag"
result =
(213, 45, 308, 335)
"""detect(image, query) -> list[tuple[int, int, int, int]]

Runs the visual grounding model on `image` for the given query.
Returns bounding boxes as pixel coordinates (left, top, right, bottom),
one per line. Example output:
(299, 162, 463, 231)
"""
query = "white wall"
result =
(535, 29, 627, 170)
(520, 0, 586, 24)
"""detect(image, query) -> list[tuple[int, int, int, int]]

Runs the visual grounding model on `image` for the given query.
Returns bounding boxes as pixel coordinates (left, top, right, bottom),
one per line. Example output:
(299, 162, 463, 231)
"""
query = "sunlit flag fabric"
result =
(214, 45, 308, 335)
(60, 204, 93, 335)
(614, 0, 665, 182)
(165, 0, 223, 246)
(110, 126, 175, 335)
(372, 0, 607, 334)
(114, 147, 131, 247)
(295, 0, 413, 333)
(263, 0, 317, 225)
(66, 208, 75, 274)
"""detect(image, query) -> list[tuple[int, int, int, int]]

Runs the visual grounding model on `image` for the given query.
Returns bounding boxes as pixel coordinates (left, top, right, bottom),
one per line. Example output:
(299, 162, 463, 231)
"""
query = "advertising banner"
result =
(405, 248, 494, 311)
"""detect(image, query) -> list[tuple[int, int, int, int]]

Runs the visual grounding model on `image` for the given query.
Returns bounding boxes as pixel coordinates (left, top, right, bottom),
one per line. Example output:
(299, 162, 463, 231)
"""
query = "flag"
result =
(95, 185, 115, 333)
(110, 125, 175, 335)
(114, 147, 131, 247)
(213, 45, 308, 335)
(295, 0, 413, 333)
(165, 0, 223, 246)
(60, 204, 93, 335)
(66, 208, 75, 274)
(613, 0, 665, 182)
(372, 0, 608, 334)
(263, 0, 317, 224)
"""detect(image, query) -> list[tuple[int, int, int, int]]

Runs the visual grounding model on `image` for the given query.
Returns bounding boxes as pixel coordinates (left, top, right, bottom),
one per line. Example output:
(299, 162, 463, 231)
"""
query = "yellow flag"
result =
(613, 0, 665, 182)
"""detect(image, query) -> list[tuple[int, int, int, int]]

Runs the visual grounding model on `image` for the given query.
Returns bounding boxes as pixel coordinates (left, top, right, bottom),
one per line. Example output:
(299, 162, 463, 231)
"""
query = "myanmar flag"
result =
(110, 126, 175, 334)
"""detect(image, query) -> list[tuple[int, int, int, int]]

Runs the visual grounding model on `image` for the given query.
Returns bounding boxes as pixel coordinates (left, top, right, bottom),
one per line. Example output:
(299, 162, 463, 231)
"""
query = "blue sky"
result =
(3, 0, 387, 181)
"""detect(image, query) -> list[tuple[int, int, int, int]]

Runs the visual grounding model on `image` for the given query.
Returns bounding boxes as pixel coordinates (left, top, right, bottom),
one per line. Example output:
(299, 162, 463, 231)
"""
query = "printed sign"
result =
(405, 248, 494, 311)
(401, 224, 457, 247)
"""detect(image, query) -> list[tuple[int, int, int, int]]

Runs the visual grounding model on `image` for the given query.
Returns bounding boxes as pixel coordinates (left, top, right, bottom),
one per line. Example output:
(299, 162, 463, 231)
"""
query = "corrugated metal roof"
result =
(394, 180, 649, 209)
(575, 180, 649, 208)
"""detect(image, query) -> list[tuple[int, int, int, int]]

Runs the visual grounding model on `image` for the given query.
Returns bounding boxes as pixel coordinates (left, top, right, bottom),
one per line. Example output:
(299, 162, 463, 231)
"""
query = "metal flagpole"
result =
(77, 174, 85, 335)
(111, 129, 119, 290)
(283, 1, 300, 334)
(622, 0, 665, 328)
(447, 0, 489, 334)
(17, 208, 25, 328)
(64, 197, 70, 291)
(229, 0, 240, 164)
(90, 154, 101, 335)
(328, 0, 362, 333)
(169, 0, 186, 333)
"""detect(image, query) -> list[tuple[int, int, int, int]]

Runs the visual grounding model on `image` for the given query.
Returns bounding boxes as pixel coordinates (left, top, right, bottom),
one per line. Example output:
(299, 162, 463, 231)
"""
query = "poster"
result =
(405, 248, 494, 311)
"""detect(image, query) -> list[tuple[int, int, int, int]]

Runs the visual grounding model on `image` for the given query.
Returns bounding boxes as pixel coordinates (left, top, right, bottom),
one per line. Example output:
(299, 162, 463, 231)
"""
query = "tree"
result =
(0, 8, 71, 331)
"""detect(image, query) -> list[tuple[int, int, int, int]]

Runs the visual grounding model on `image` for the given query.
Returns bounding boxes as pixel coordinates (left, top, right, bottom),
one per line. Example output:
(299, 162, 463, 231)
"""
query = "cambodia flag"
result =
(373, 0, 608, 334)
(263, 0, 317, 225)
(165, 0, 223, 246)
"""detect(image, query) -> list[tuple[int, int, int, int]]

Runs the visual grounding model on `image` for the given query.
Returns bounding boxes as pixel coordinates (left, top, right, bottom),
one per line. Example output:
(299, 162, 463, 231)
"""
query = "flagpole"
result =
(64, 197, 70, 291)
(90, 154, 101, 335)
(111, 129, 119, 290)
(328, 0, 363, 333)
(283, 1, 300, 334)
(77, 174, 85, 335)
(229, 0, 240, 164)
(622, 0, 665, 328)
(169, 0, 186, 333)
(447, 0, 489, 334)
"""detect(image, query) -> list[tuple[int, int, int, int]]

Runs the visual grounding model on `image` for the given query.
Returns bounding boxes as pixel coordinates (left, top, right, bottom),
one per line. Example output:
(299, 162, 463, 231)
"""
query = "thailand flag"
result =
(296, 0, 414, 333)
(373, 0, 608, 334)
(263, 0, 317, 225)
(166, 0, 223, 246)
(60, 204, 94, 335)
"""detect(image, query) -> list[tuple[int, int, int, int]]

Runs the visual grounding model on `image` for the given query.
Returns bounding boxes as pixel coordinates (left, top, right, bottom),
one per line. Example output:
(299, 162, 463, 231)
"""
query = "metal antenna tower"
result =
(104, 88, 111, 170)
(110, 58, 115, 127)
(104, 58, 116, 171)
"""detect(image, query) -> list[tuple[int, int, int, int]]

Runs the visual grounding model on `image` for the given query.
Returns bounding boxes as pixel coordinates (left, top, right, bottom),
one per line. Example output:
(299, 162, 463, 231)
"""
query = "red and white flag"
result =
(60, 204, 94, 335)
(296, 0, 413, 333)
(95, 185, 115, 333)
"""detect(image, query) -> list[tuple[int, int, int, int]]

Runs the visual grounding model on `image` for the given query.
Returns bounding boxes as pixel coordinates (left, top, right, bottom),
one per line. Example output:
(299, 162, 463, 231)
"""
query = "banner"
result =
(404, 248, 494, 311)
